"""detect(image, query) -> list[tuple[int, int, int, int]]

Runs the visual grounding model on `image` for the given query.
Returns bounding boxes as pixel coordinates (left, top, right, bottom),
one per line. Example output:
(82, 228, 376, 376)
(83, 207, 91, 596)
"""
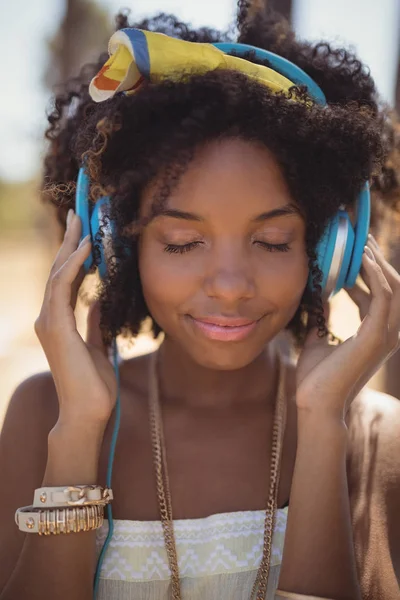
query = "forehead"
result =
(141, 138, 300, 219)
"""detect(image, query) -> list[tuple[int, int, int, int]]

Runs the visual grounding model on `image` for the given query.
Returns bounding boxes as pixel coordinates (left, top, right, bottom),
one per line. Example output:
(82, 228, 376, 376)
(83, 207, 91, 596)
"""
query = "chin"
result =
(181, 338, 269, 371)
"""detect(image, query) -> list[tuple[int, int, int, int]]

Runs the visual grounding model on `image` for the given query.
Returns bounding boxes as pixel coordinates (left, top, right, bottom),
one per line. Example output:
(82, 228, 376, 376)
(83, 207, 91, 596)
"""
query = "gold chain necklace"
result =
(148, 347, 287, 600)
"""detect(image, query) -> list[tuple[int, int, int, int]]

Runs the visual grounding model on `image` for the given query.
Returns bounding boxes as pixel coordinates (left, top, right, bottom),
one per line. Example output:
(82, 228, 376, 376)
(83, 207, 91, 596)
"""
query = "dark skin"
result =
(97, 138, 400, 596)
(1, 138, 399, 598)
(100, 138, 305, 519)
(97, 345, 298, 521)
(138, 138, 308, 376)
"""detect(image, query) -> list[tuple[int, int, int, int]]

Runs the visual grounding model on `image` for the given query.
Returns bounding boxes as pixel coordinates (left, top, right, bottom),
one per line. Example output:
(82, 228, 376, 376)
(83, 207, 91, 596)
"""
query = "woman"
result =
(0, 2, 399, 600)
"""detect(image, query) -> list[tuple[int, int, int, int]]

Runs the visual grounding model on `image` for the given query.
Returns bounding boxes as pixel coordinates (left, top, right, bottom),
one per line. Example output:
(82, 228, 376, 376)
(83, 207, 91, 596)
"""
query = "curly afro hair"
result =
(42, 1, 400, 351)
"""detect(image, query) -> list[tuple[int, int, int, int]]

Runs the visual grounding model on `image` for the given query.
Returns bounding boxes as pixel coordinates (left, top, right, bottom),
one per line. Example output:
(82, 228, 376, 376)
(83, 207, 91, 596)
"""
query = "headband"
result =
(89, 28, 300, 103)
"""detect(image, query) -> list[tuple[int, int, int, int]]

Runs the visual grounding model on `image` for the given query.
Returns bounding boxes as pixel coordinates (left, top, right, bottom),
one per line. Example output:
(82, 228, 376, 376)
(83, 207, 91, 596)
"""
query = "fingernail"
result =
(78, 234, 91, 248)
(368, 233, 379, 248)
(66, 208, 74, 229)
(364, 245, 376, 262)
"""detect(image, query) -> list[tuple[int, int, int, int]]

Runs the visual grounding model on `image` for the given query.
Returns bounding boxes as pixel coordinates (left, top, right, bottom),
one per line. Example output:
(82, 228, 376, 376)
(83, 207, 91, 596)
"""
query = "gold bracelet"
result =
(38, 504, 104, 535)
(275, 591, 335, 600)
(15, 504, 105, 535)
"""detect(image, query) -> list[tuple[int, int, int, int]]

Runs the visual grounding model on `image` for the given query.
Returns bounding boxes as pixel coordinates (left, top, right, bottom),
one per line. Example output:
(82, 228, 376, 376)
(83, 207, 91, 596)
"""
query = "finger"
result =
(50, 210, 82, 277)
(70, 265, 86, 312)
(86, 300, 109, 358)
(349, 236, 391, 301)
(358, 261, 372, 291)
(344, 279, 370, 322)
(367, 236, 400, 338)
(47, 237, 92, 328)
(47, 211, 90, 312)
(52, 235, 91, 284)
(354, 234, 379, 291)
(347, 235, 394, 315)
(357, 246, 392, 345)
(367, 234, 400, 290)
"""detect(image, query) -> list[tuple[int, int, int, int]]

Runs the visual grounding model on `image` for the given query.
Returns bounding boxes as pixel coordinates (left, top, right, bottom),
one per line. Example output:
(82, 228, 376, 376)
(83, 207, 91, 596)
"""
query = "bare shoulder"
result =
(346, 387, 400, 597)
(347, 386, 400, 482)
(0, 371, 60, 592)
(0, 369, 60, 497)
(1, 371, 60, 443)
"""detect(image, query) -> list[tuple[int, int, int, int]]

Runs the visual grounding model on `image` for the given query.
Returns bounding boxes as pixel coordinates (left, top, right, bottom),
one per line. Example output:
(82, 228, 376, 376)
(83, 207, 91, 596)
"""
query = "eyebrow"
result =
(155, 203, 302, 222)
(252, 204, 302, 222)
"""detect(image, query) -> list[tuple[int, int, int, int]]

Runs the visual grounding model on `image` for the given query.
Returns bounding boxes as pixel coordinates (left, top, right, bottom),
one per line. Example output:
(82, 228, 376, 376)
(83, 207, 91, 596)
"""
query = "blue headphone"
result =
(77, 41, 371, 598)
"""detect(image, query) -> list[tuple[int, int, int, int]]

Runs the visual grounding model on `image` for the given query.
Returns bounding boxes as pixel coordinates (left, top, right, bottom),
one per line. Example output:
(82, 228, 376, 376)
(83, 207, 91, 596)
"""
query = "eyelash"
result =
(164, 241, 291, 254)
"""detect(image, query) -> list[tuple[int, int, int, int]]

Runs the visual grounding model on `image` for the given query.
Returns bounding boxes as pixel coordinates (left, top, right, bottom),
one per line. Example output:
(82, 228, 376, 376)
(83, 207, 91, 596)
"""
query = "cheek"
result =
(138, 238, 197, 320)
(257, 251, 309, 309)
(284, 252, 309, 290)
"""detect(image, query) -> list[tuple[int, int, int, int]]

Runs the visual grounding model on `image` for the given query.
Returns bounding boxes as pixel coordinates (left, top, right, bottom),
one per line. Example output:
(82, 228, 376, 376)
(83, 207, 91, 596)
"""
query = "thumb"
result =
(86, 300, 108, 358)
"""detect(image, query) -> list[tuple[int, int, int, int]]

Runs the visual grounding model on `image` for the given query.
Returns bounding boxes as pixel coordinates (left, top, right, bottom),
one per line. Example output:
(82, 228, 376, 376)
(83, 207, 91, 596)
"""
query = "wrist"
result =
(49, 418, 106, 443)
(296, 403, 348, 431)
(44, 423, 105, 486)
(296, 407, 348, 446)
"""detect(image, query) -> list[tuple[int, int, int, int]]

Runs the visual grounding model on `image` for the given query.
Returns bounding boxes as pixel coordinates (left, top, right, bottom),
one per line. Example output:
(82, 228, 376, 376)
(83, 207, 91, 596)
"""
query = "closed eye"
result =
(255, 241, 290, 253)
(164, 241, 290, 254)
(164, 242, 202, 254)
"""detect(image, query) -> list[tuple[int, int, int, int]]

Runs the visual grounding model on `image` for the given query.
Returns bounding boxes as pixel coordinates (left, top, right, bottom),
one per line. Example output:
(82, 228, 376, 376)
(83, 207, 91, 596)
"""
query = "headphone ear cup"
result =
(89, 194, 132, 281)
(309, 209, 354, 300)
(307, 216, 337, 297)
(334, 211, 354, 294)
(307, 184, 371, 300)
(307, 211, 354, 300)
(90, 196, 113, 280)
(345, 183, 371, 289)
(75, 167, 94, 274)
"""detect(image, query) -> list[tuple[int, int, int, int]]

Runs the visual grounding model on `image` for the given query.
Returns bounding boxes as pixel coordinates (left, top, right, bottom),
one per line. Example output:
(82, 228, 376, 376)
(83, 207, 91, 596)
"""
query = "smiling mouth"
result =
(186, 315, 260, 342)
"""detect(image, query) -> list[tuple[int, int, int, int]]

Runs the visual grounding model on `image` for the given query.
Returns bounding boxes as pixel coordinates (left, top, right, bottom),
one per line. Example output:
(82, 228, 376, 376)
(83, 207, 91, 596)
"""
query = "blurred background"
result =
(1, 0, 400, 428)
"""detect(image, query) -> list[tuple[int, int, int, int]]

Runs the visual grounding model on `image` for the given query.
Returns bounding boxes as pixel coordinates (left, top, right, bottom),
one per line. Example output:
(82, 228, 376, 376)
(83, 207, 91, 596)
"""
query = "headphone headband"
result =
(76, 39, 370, 298)
(213, 42, 326, 105)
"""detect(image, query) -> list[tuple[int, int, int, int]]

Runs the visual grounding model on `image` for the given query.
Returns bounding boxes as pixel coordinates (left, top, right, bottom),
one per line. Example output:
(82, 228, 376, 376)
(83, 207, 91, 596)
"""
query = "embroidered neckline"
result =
(96, 507, 289, 581)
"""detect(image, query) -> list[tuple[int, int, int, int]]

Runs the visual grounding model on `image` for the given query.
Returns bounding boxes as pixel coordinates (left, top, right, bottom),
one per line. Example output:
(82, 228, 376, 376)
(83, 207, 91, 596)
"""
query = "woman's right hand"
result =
(34, 209, 118, 429)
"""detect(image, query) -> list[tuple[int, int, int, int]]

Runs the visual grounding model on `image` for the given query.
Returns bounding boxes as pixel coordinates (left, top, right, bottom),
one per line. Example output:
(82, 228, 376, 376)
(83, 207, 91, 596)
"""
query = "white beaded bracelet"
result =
(32, 485, 113, 508)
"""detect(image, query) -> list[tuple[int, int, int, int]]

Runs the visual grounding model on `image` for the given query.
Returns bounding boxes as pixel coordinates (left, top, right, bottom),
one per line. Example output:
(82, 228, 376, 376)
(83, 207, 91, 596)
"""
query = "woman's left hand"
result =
(296, 234, 400, 419)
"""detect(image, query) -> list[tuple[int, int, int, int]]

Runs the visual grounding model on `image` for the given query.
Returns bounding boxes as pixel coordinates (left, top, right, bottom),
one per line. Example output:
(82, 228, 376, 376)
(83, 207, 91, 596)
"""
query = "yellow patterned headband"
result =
(89, 28, 300, 103)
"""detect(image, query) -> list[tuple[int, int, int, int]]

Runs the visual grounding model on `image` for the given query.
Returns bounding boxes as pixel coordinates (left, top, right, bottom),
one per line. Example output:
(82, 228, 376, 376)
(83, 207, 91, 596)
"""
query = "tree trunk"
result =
(248, 0, 292, 22)
(44, 0, 111, 92)
(271, 0, 292, 21)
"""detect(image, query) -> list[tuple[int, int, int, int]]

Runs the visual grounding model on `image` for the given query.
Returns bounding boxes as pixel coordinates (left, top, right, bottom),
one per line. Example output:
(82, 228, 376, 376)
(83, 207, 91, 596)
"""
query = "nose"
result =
(203, 247, 256, 303)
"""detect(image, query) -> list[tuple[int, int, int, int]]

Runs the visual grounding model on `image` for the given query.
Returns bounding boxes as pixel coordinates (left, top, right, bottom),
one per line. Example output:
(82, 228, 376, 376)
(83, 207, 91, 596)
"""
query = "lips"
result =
(187, 315, 260, 342)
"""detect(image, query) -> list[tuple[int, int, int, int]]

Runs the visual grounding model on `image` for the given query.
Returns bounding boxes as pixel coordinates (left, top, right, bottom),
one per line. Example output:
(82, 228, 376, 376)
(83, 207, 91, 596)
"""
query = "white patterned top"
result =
(95, 507, 288, 599)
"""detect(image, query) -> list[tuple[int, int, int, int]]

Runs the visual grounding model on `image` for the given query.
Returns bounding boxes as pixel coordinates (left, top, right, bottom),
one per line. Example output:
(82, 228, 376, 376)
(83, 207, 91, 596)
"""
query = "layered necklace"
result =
(148, 348, 287, 600)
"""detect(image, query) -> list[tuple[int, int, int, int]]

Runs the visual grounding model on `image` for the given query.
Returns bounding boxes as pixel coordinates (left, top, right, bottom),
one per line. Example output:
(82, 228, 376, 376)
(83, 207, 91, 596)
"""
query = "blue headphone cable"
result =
(93, 337, 121, 598)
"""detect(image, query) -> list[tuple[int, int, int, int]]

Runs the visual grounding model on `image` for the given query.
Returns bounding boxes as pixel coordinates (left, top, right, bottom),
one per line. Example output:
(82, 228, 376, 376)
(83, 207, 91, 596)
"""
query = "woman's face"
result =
(138, 138, 308, 370)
